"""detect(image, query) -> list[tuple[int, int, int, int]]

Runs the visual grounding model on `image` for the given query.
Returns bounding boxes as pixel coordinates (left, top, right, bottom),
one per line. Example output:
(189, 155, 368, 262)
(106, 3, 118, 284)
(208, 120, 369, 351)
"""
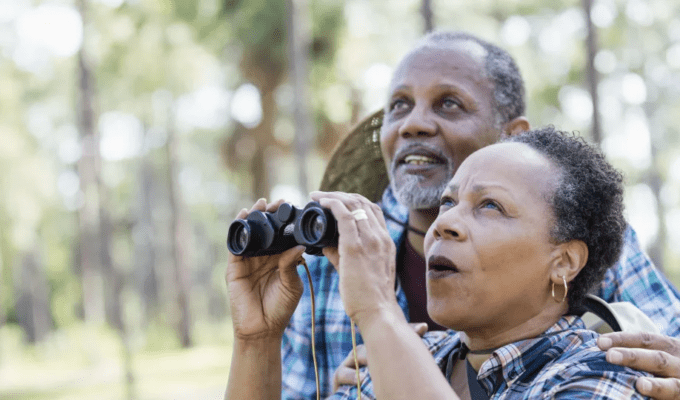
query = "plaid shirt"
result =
(281, 188, 680, 399)
(329, 316, 651, 399)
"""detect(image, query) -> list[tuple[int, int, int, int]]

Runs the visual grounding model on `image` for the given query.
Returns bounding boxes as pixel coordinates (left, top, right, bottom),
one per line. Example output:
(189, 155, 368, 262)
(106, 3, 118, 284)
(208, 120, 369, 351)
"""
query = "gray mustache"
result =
(391, 143, 449, 170)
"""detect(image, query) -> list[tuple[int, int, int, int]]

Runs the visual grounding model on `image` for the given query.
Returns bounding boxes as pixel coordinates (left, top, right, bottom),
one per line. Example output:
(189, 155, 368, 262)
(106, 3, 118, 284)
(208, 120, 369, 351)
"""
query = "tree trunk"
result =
(135, 157, 159, 319)
(249, 89, 278, 200)
(582, 0, 602, 144)
(76, 0, 105, 324)
(421, 0, 434, 34)
(15, 251, 50, 343)
(101, 207, 122, 331)
(0, 221, 5, 331)
(166, 118, 193, 348)
(0, 225, 3, 364)
(286, 0, 313, 195)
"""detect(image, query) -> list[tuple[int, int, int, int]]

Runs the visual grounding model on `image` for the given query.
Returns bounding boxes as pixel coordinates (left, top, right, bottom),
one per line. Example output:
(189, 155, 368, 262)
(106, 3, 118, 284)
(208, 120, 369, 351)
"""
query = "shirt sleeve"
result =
(328, 365, 377, 400)
(596, 225, 680, 336)
(539, 348, 651, 400)
(548, 374, 649, 400)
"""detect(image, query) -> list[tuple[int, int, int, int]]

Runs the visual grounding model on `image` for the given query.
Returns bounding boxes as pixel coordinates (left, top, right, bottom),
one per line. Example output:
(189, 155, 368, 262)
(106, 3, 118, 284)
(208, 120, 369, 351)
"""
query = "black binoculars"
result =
(227, 202, 338, 257)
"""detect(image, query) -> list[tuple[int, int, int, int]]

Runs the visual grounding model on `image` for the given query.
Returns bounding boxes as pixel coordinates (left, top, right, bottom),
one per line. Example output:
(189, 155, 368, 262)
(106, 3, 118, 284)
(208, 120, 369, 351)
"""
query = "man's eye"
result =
(390, 99, 410, 112)
(441, 98, 460, 110)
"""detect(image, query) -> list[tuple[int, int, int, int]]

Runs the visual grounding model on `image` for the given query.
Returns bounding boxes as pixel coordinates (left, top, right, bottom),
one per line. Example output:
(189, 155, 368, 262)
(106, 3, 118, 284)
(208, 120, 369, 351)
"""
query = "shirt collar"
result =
(380, 186, 409, 224)
(476, 315, 585, 392)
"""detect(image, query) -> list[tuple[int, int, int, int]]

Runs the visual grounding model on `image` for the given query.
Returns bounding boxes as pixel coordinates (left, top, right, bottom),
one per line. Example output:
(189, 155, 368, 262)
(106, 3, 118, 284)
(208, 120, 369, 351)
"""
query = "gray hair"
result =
(505, 127, 626, 313)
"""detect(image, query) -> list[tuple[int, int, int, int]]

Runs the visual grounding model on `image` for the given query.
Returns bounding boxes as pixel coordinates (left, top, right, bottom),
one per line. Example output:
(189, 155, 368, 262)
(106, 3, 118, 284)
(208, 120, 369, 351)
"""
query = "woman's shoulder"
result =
(525, 321, 651, 399)
(549, 326, 644, 374)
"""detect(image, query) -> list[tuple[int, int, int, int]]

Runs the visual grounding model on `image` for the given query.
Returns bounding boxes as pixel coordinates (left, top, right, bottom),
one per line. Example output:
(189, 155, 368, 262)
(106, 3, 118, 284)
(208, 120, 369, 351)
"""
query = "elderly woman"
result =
(225, 127, 649, 399)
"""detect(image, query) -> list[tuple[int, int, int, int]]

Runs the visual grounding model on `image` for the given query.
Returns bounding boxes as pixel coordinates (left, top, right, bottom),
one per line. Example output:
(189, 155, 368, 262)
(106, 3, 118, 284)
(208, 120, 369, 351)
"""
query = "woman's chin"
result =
(426, 300, 468, 331)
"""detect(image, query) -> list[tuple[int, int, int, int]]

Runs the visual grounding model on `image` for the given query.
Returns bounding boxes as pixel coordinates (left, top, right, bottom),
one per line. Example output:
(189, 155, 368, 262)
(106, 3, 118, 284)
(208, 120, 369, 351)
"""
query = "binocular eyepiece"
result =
(227, 202, 338, 257)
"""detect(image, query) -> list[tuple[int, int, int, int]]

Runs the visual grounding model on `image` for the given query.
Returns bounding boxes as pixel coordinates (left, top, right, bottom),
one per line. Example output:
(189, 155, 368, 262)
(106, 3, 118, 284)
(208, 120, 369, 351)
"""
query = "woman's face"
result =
(424, 142, 561, 337)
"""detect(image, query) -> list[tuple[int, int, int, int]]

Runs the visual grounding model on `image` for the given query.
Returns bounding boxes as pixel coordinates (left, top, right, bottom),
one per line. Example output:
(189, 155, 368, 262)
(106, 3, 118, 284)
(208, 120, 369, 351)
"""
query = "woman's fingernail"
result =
(607, 349, 623, 363)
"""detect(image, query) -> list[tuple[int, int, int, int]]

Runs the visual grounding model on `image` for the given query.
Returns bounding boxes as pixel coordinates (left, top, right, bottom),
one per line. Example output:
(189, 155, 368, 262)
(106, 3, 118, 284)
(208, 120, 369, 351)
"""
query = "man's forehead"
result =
(392, 40, 488, 83)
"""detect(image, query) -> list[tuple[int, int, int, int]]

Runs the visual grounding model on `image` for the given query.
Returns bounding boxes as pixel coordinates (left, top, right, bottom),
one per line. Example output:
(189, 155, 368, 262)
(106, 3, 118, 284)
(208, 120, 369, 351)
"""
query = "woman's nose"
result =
(397, 105, 437, 138)
(432, 209, 468, 242)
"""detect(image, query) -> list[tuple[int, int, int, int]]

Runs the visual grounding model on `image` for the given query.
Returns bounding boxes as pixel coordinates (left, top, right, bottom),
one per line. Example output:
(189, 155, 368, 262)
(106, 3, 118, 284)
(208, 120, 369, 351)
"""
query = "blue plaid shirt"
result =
(330, 316, 651, 399)
(281, 188, 680, 399)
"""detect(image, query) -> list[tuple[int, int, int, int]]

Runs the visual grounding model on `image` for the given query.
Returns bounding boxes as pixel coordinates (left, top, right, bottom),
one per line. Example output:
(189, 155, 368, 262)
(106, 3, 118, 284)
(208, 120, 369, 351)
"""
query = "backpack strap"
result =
(581, 294, 660, 334)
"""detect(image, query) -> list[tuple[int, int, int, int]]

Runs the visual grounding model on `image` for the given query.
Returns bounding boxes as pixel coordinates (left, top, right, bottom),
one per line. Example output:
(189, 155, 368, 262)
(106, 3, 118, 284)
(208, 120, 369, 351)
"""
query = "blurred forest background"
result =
(1, 0, 679, 398)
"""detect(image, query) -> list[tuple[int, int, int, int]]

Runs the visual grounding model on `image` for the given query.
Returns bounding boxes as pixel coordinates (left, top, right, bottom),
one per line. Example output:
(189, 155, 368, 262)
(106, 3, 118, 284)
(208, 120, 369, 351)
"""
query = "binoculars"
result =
(227, 202, 338, 257)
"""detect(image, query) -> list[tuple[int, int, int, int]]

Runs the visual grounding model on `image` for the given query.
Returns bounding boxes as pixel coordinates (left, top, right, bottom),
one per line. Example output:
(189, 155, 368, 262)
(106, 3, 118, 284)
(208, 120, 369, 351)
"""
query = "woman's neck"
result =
(461, 303, 568, 370)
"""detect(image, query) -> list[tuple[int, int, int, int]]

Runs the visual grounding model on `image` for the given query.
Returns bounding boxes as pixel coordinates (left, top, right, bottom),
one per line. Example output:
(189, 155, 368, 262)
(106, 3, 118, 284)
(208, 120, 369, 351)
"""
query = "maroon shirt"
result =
(397, 238, 446, 331)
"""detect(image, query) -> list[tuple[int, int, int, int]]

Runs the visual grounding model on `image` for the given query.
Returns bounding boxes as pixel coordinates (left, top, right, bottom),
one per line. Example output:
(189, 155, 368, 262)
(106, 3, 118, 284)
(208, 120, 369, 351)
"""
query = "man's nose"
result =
(397, 105, 437, 138)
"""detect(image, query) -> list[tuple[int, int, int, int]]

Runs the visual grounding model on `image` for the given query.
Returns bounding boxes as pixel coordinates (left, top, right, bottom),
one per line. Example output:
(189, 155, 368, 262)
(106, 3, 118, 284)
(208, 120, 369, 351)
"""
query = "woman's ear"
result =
(551, 240, 589, 283)
(501, 116, 530, 138)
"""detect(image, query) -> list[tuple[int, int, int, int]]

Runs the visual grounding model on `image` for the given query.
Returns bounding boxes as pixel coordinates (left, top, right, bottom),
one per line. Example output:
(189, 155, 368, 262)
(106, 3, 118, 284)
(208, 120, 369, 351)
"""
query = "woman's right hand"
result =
(226, 198, 306, 342)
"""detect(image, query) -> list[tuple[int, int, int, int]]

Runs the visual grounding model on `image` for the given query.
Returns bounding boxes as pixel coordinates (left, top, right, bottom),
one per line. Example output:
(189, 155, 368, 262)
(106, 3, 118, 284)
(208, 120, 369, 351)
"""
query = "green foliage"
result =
(1, 0, 680, 396)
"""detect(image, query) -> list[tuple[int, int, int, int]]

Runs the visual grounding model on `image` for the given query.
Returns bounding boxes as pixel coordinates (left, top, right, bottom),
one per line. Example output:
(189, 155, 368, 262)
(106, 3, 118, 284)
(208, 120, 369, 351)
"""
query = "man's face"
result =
(380, 43, 502, 210)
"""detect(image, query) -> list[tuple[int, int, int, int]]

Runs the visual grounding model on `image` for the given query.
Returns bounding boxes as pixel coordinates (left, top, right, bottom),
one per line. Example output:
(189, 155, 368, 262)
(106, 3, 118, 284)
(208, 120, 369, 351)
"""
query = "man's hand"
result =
(332, 322, 429, 392)
(226, 198, 306, 342)
(597, 332, 680, 399)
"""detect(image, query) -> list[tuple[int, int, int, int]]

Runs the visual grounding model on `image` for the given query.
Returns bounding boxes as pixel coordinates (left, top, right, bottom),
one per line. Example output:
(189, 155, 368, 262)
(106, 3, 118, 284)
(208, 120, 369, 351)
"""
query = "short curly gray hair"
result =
(505, 127, 626, 313)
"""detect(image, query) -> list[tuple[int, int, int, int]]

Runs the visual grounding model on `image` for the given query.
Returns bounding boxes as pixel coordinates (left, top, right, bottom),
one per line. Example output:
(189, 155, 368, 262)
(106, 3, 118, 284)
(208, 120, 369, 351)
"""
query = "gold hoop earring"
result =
(552, 275, 568, 303)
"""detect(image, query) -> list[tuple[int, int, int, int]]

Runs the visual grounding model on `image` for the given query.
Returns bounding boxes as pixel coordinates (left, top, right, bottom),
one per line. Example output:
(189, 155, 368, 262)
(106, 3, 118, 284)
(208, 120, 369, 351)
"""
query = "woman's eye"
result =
(481, 200, 501, 211)
(440, 196, 456, 208)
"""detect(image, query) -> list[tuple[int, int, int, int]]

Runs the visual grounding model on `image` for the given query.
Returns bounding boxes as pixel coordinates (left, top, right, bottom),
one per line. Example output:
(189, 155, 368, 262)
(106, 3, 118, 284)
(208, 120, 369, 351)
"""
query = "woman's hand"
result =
(598, 332, 680, 399)
(311, 191, 399, 325)
(226, 198, 306, 342)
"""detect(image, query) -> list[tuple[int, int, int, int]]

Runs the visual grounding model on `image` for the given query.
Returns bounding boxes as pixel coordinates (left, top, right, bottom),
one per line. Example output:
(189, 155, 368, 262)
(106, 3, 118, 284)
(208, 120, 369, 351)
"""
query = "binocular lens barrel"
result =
(297, 208, 334, 246)
(227, 202, 339, 258)
(227, 220, 252, 255)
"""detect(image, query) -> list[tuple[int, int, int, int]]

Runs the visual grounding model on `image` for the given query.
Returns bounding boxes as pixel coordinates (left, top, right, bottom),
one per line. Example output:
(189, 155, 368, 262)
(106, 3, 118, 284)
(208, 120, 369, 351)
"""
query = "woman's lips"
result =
(427, 255, 459, 279)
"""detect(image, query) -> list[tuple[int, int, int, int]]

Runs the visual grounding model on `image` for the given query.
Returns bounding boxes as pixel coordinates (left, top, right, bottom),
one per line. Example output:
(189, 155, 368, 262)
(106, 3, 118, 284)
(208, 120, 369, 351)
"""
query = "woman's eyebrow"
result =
(446, 182, 513, 196)
(446, 182, 459, 194)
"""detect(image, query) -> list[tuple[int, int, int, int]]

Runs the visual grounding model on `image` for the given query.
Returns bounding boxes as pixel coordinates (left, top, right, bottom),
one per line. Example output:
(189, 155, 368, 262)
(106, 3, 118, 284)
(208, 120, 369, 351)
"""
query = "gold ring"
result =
(351, 209, 368, 221)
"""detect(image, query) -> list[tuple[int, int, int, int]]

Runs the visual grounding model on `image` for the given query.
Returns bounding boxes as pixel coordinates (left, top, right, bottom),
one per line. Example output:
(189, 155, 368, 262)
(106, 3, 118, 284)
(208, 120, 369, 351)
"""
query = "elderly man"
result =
(280, 31, 680, 399)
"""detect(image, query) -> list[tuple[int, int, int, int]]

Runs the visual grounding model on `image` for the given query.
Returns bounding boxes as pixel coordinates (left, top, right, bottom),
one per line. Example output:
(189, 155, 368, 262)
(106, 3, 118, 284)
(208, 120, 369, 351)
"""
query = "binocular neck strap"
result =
(382, 210, 427, 237)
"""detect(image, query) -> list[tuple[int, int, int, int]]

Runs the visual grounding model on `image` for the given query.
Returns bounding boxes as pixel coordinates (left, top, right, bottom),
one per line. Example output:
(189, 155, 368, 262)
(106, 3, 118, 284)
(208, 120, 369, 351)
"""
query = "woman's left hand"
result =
(598, 332, 680, 399)
(310, 191, 399, 325)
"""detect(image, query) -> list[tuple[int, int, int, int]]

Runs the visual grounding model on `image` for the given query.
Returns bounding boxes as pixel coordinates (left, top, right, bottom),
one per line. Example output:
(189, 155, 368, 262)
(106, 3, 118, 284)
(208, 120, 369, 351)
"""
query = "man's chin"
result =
(391, 180, 444, 210)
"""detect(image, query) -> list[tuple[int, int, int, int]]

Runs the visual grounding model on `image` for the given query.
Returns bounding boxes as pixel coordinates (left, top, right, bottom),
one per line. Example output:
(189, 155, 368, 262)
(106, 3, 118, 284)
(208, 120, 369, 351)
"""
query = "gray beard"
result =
(389, 165, 454, 210)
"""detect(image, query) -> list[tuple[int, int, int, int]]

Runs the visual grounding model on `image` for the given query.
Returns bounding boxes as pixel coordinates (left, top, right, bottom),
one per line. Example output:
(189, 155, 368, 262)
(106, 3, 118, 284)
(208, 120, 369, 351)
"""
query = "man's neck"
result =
(407, 207, 438, 256)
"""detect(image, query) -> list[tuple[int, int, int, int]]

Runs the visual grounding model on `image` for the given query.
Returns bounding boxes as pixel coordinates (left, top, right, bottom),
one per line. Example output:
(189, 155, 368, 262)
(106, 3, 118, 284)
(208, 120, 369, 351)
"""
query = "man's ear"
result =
(501, 116, 530, 138)
(551, 240, 588, 284)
